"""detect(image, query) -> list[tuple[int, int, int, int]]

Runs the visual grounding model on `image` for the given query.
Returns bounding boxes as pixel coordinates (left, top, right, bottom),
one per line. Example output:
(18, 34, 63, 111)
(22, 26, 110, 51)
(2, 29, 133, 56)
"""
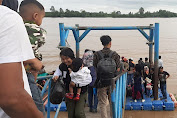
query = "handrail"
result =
(110, 72, 127, 118)
(38, 72, 127, 118)
(37, 75, 61, 118)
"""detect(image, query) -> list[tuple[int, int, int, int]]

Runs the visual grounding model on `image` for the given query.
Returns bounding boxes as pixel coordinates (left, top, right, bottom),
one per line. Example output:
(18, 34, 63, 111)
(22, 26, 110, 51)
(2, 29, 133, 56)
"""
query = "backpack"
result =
(97, 51, 117, 86)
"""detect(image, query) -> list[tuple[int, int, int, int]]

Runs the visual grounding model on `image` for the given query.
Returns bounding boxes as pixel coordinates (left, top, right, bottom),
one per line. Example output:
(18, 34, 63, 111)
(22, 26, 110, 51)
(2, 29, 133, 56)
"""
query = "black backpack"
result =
(97, 51, 117, 86)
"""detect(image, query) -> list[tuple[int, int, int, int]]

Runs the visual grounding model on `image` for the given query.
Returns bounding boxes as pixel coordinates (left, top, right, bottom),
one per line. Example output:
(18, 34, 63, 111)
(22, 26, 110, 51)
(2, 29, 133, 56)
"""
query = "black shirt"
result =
(158, 71, 169, 84)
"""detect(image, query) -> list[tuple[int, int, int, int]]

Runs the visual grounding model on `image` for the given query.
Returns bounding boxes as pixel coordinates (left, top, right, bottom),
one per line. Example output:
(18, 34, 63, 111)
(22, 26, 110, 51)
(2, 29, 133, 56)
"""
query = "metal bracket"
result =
(146, 42, 154, 45)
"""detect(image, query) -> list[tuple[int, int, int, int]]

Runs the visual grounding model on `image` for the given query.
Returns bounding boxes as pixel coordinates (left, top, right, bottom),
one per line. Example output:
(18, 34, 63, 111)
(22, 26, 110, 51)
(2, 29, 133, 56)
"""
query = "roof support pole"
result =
(154, 23, 159, 100)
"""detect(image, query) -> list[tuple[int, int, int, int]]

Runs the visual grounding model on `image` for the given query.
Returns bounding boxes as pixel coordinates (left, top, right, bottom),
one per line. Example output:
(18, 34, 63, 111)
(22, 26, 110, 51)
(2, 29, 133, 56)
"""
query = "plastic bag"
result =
(50, 77, 65, 104)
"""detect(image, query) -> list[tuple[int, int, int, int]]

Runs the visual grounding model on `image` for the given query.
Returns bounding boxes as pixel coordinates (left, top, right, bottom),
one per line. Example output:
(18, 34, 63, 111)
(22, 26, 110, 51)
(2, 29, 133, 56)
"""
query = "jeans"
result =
(27, 72, 45, 116)
(146, 89, 150, 97)
(127, 74, 134, 86)
(160, 83, 167, 99)
(88, 87, 98, 110)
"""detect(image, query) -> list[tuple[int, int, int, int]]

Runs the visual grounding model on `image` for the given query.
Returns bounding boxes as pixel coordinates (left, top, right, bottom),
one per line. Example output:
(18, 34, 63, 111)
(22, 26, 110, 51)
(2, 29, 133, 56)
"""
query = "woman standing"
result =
(82, 49, 98, 113)
(53, 48, 87, 118)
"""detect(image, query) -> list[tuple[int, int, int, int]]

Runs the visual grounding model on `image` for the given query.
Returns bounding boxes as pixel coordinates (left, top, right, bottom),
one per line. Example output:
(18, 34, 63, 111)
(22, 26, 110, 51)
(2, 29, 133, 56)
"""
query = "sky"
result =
(18, 0, 177, 14)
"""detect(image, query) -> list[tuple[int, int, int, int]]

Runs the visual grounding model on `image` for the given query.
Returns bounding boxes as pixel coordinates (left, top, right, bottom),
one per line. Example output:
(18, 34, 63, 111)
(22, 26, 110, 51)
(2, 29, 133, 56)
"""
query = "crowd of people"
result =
(0, 0, 171, 118)
(126, 56, 170, 103)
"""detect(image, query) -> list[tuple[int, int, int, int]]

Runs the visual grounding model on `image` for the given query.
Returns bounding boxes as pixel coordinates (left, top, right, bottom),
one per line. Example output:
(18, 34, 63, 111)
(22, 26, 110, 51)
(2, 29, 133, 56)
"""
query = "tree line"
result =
(45, 6, 177, 18)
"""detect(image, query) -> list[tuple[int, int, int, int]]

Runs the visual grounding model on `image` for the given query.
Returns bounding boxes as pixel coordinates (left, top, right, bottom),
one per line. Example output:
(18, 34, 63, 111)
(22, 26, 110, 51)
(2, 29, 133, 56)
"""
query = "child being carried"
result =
(66, 58, 92, 101)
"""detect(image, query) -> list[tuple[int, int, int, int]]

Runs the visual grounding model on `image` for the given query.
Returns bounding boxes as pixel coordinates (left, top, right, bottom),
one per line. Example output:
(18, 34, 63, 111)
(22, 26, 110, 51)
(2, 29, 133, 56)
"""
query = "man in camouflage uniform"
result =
(24, 22, 47, 116)
(25, 22, 46, 61)
(19, 0, 46, 115)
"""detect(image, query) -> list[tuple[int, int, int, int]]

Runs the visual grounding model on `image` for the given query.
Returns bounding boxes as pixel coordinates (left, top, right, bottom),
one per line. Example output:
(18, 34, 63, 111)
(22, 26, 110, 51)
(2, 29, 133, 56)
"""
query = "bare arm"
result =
(23, 58, 43, 71)
(166, 74, 170, 79)
(0, 62, 43, 118)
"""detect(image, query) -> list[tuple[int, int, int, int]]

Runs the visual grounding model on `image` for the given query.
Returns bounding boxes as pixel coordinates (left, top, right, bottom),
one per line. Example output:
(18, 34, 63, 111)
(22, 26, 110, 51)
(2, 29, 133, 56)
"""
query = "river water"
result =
(41, 18, 177, 118)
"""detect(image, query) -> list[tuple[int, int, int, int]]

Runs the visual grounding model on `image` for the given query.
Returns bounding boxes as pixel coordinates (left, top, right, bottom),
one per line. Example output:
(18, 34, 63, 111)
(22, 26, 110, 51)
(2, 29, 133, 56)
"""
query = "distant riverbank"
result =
(45, 7, 177, 18)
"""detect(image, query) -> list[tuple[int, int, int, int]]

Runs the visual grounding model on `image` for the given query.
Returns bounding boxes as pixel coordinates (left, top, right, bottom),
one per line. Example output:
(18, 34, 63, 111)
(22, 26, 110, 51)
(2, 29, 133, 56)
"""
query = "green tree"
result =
(139, 7, 144, 15)
(50, 6, 55, 12)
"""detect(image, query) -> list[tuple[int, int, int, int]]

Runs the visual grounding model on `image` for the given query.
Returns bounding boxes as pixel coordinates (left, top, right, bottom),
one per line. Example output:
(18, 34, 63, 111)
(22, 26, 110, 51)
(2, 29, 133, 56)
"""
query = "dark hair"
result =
(159, 56, 161, 59)
(145, 57, 148, 61)
(84, 49, 90, 53)
(134, 71, 141, 78)
(2, 0, 18, 11)
(135, 64, 142, 75)
(100, 35, 112, 46)
(19, 0, 44, 12)
(72, 58, 83, 72)
(140, 58, 142, 60)
(60, 48, 75, 59)
(159, 66, 163, 69)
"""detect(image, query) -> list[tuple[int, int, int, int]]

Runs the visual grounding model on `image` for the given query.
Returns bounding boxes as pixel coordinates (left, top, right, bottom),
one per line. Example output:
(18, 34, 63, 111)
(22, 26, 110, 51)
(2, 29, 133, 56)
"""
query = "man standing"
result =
(93, 35, 120, 118)
(158, 66, 170, 101)
(158, 56, 163, 67)
(127, 58, 135, 85)
(144, 57, 150, 68)
(0, 1, 43, 118)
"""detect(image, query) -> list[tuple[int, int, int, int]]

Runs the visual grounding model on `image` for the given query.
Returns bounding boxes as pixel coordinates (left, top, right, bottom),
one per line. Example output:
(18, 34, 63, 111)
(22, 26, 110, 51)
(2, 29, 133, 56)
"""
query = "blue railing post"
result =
(47, 79, 51, 118)
(116, 79, 120, 118)
(149, 24, 154, 65)
(75, 24, 80, 58)
(111, 73, 127, 118)
(111, 88, 116, 118)
(154, 23, 159, 100)
(59, 23, 66, 47)
(122, 74, 126, 107)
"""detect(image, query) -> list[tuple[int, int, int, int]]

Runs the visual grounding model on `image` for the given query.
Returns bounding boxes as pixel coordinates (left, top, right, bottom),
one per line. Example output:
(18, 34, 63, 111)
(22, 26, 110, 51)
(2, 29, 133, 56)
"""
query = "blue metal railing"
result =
(110, 72, 127, 118)
(38, 72, 127, 118)
(37, 75, 61, 118)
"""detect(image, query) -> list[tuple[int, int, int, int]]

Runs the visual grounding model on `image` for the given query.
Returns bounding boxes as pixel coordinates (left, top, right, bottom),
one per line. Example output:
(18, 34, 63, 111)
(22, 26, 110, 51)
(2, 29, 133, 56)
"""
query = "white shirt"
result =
(53, 67, 92, 87)
(0, 6, 35, 118)
(70, 67, 92, 87)
(158, 59, 163, 67)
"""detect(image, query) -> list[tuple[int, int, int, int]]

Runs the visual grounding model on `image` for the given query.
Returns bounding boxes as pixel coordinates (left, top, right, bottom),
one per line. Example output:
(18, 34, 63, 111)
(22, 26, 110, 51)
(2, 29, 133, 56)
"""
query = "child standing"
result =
(143, 66, 149, 95)
(133, 64, 145, 102)
(145, 77, 152, 97)
(19, 0, 46, 115)
(66, 58, 92, 101)
(158, 66, 170, 101)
